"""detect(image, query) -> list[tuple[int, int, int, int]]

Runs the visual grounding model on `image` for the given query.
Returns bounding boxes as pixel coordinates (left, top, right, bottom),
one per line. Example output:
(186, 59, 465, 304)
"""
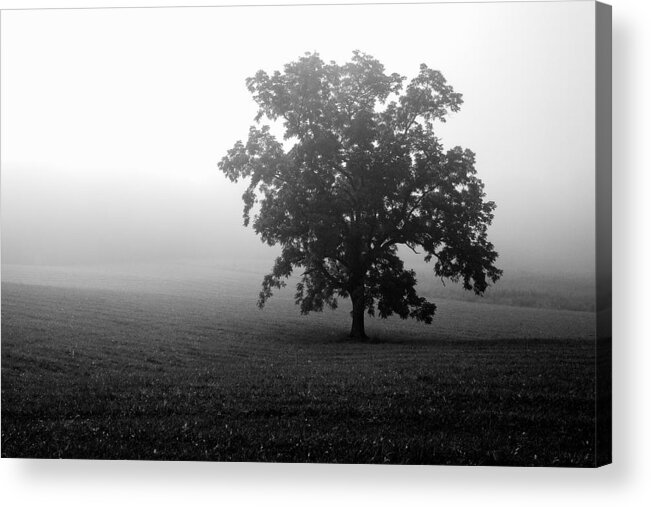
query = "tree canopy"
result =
(218, 51, 502, 340)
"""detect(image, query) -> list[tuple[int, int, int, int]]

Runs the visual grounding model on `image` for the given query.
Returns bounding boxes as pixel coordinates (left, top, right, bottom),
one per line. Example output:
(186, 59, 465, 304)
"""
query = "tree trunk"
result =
(349, 286, 367, 341)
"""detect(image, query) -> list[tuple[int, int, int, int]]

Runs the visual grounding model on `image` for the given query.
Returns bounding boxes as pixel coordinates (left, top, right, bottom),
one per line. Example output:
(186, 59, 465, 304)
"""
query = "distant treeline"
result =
(416, 270, 596, 313)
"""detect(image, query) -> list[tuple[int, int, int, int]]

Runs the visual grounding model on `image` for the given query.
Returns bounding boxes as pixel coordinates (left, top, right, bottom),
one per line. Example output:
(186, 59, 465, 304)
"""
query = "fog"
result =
(1, 3, 596, 276)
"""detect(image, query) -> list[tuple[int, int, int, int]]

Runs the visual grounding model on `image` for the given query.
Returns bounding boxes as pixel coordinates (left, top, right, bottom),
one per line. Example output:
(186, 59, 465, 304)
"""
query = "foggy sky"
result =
(1, 2, 596, 275)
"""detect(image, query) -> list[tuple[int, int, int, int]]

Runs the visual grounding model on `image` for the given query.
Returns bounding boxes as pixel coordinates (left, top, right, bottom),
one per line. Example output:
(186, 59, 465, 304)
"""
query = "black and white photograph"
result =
(1, 0, 611, 468)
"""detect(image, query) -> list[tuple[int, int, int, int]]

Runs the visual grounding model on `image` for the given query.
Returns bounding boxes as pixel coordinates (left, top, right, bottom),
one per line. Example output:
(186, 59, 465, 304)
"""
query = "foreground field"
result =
(2, 262, 598, 465)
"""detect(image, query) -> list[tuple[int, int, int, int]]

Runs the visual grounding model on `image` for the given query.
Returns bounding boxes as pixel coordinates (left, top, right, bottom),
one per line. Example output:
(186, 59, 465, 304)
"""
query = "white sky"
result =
(1, 2, 595, 274)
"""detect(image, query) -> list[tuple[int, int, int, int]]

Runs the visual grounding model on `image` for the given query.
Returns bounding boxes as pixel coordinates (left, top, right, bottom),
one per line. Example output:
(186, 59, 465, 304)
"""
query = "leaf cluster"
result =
(218, 51, 502, 323)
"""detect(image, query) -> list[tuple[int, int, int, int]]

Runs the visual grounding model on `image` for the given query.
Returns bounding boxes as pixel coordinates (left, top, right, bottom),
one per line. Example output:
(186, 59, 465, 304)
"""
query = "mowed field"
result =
(1, 261, 598, 465)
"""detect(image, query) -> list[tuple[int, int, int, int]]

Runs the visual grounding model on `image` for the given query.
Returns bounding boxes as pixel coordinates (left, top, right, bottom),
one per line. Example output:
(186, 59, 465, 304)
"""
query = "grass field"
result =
(1, 261, 598, 465)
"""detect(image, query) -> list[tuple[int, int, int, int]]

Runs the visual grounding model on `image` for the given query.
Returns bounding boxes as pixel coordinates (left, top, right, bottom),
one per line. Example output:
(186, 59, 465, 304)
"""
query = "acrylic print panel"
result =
(0, 1, 611, 466)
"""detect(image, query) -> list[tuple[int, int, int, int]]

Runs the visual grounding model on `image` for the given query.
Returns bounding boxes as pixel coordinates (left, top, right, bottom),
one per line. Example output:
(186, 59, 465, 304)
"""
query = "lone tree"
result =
(219, 52, 502, 340)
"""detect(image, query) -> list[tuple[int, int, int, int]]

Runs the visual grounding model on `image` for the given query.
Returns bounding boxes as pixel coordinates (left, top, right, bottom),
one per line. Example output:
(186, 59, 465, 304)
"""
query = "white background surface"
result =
(0, 0, 649, 506)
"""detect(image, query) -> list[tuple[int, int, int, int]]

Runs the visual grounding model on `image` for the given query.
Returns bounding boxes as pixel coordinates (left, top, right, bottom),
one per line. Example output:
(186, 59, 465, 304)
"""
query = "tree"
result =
(218, 51, 502, 341)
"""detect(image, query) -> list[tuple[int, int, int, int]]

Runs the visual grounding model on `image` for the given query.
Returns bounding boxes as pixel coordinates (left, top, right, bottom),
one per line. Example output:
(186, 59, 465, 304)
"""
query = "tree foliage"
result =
(218, 51, 502, 339)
